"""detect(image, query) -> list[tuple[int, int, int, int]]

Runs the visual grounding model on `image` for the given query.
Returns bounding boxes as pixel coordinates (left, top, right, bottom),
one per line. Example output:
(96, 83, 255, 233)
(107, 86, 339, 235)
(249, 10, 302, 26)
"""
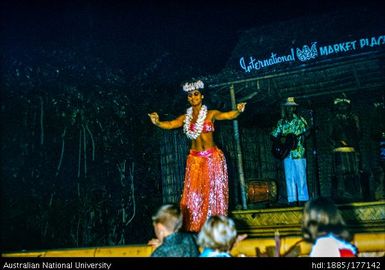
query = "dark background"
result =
(1, 0, 382, 251)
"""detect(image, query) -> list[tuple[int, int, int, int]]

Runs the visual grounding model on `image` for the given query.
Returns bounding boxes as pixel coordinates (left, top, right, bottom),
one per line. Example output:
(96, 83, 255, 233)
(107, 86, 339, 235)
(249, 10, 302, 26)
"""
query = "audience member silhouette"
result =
(197, 215, 243, 257)
(148, 204, 199, 257)
(302, 197, 358, 257)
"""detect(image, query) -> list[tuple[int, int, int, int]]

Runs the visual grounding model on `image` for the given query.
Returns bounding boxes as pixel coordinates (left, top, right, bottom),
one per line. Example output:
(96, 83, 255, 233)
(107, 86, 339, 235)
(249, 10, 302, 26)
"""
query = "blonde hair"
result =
(197, 215, 237, 252)
(302, 197, 351, 243)
(152, 204, 183, 232)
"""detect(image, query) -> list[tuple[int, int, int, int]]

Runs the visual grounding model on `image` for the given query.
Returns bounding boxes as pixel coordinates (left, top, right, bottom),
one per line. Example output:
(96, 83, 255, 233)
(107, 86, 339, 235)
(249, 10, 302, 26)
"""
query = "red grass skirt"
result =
(180, 146, 228, 232)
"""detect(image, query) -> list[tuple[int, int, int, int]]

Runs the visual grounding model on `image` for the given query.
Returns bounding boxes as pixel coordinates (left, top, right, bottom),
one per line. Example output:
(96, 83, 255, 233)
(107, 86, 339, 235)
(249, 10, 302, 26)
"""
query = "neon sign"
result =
(239, 35, 385, 73)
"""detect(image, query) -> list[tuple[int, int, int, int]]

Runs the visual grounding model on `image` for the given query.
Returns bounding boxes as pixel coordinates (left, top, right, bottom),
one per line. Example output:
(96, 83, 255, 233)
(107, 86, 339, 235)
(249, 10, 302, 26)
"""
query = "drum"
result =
(247, 180, 277, 203)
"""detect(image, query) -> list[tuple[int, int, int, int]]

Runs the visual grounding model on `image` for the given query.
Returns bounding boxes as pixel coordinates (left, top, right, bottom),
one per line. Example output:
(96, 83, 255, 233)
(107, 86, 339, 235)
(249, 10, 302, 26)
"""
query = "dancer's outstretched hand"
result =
(148, 112, 159, 126)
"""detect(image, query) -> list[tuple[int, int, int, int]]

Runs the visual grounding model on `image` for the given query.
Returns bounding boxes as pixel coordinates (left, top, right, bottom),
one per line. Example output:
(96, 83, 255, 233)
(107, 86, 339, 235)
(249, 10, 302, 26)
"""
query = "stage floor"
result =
(231, 200, 385, 237)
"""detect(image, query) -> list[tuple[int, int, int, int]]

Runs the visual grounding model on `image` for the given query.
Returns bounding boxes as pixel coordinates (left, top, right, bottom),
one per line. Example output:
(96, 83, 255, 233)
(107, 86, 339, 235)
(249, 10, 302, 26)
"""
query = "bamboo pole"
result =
(39, 96, 44, 145)
(56, 127, 67, 176)
(230, 84, 247, 210)
(82, 124, 87, 178)
(85, 124, 95, 161)
(77, 128, 82, 178)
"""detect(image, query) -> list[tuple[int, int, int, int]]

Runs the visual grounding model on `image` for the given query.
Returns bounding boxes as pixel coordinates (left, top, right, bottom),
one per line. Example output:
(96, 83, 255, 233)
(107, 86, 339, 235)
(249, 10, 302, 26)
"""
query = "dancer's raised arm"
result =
(212, 102, 246, 121)
(148, 112, 185, 129)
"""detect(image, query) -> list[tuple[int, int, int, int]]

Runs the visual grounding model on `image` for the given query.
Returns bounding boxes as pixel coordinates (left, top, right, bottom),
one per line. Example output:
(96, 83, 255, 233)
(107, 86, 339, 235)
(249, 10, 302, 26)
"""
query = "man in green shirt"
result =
(271, 97, 310, 206)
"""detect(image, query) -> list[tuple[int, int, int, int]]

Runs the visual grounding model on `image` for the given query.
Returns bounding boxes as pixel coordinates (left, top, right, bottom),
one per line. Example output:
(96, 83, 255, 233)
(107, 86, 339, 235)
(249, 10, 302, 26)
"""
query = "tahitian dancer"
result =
(148, 80, 246, 232)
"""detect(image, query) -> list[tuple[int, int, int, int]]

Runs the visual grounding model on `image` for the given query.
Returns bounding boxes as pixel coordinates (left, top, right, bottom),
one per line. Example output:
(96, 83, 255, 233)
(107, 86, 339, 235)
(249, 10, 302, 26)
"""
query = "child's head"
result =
(197, 215, 238, 252)
(152, 204, 183, 241)
(302, 197, 350, 242)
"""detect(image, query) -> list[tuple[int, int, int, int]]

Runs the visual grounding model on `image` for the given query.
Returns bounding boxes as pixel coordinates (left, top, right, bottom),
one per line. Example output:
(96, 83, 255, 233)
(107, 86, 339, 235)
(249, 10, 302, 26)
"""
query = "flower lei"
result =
(183, 105, 207, 140)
